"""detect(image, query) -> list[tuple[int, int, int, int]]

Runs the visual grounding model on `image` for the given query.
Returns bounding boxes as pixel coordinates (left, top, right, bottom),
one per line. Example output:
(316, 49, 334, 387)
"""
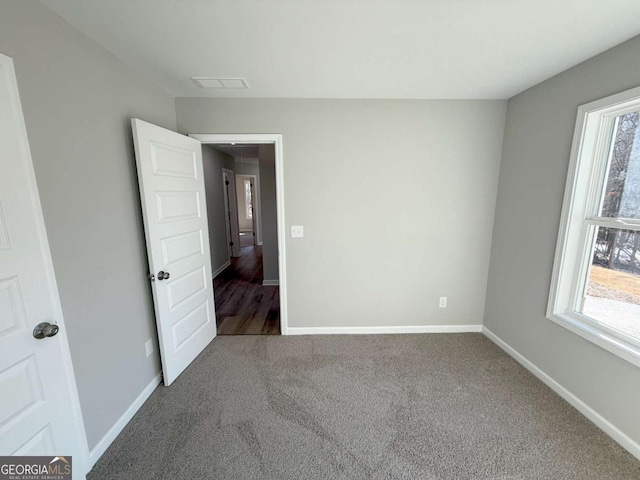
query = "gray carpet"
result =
(88, 334, 640, 479)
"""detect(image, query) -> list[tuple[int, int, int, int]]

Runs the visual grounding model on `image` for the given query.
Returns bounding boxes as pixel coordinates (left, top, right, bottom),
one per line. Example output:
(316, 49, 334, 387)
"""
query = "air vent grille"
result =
(191, 77, 249, 89)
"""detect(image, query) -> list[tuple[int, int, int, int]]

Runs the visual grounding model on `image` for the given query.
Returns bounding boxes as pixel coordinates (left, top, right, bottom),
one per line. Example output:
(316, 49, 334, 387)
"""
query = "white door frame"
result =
(190, 134, 288, 335)
(0, 53, 90, 475)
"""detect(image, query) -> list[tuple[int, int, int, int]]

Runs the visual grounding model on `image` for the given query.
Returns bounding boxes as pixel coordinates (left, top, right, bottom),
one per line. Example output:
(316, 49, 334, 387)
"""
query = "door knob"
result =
(157, 271, 170, 281)
(33, 322, 60, 339)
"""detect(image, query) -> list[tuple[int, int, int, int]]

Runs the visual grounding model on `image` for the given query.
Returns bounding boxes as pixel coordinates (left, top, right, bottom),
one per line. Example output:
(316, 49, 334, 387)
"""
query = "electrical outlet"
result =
(439, 297, 447, 308)
(145, 339, 153, 357)
(291, 225, 304, 238)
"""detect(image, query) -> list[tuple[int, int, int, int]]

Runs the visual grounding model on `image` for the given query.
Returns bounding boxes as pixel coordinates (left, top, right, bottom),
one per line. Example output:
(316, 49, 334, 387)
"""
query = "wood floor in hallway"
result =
(214, 245, 280, 335)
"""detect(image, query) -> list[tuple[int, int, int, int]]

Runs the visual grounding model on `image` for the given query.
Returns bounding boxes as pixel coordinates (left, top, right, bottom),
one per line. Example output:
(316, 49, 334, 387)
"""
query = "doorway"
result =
(236, 174, 259, 248)
(197, 137, 285, 335)
(132, 123, 289, 385)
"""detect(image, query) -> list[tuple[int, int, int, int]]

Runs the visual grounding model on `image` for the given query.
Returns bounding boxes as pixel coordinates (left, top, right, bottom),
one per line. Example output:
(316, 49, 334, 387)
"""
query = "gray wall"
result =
(176, 99, 507, 328)
(258, 145, 279, 282)
(484, 35, 640, 446)
(0, 0, 176, 449)
(202, 146, 235, 273)
(234, 160, 259, 176)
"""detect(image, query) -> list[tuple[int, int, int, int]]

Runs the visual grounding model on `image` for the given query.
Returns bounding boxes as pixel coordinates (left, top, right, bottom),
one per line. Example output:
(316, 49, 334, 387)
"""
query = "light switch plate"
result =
(291, 225, 304, 238)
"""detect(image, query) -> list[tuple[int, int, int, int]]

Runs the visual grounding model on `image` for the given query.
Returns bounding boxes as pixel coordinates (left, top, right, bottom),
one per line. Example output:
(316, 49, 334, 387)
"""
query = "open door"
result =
(132, 119, 217, 386)
(249, 178, 258, 245)
(222, 168, 241, 258)
(0, 54, 89, 474)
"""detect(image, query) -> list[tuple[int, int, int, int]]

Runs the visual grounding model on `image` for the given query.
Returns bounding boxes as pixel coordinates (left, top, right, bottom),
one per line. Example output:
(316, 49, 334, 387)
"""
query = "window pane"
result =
(581, 226, 640, 339)
(600, 111, 640, 219)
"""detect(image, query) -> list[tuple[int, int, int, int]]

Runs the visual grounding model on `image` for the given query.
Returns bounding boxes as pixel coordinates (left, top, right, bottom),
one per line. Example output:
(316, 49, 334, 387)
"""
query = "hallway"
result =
(214, 245, 280, 335)
(239, 231, 254, 247)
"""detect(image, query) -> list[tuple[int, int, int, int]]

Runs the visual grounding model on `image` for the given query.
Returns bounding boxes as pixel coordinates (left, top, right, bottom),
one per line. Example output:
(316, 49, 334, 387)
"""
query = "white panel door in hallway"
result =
(0, 54, 88, 474)
(132, 119, 217, 386)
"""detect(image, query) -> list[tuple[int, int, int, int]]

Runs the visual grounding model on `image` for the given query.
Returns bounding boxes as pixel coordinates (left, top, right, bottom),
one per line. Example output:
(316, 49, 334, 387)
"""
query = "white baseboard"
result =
(262, 279, 279, 286)
(212, 260, 231, 279)
(88, 373, 162, 469)
(287, 324, 482, 335)
(482, 326, 640, 461)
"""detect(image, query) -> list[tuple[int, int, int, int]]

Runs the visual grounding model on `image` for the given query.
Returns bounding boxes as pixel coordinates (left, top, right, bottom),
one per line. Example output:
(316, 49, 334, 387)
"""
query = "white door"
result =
(249, 179, 258, 246)
(0, 55, 88, 474)
(222, 171, 233, 259)
(132, 119, 217, 386)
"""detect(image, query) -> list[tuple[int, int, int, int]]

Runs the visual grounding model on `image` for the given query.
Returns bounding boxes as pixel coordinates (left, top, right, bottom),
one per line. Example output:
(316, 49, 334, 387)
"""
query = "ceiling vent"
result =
(191, 77, 249, 89)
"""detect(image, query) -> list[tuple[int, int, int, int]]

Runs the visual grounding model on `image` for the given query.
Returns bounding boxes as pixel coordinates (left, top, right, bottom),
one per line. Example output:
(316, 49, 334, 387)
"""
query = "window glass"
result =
(582, 226, 640, 339)
(600, 111, 640, 220)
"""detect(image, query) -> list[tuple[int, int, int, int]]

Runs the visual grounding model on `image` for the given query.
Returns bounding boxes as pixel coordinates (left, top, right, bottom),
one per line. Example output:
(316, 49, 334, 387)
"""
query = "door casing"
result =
(190, 134, 288, 335)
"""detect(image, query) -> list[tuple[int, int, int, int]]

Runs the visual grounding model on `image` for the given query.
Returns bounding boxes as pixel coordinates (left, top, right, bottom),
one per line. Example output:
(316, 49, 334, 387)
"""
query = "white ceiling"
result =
(40, 0, 640, 99)
(212, 144, 260, 159)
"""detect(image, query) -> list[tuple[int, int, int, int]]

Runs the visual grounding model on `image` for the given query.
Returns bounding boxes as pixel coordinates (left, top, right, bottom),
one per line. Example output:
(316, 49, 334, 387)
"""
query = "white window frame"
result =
(548, 85, 640, 368)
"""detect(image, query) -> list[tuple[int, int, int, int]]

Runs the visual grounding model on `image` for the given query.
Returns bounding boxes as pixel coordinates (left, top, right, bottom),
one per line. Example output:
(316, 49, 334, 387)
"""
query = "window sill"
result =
(546, 311, 640, 368)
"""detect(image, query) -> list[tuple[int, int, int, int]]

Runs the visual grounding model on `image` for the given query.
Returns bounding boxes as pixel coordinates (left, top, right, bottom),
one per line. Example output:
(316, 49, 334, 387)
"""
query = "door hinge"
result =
(225, 180, 230, 185)
(148, 273, 155, 282)
(230, 242, 234, 246)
